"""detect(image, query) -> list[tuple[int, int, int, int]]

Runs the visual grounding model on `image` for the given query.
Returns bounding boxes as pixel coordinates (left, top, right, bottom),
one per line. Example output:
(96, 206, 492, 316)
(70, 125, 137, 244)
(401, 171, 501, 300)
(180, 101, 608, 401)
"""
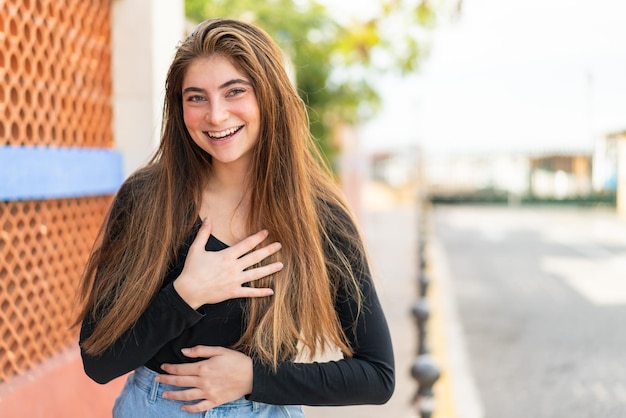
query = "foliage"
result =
(185, 0, 456, 161)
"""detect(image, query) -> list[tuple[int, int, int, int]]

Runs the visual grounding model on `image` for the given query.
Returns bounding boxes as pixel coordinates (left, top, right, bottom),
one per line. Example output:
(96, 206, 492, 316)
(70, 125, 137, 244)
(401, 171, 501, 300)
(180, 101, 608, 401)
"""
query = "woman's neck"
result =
(208, 159, 251, 194)
(200, 161, 253, 244)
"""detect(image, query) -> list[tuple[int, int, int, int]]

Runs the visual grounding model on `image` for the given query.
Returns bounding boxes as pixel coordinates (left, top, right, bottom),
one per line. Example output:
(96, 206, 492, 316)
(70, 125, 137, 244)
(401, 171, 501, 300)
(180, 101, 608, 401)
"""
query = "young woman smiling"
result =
(76, 18, 394, 417)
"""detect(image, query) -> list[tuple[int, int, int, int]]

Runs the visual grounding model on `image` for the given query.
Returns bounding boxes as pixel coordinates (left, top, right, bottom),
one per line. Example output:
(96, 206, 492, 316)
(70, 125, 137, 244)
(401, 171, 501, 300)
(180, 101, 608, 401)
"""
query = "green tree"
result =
(185, 0, 456, 161)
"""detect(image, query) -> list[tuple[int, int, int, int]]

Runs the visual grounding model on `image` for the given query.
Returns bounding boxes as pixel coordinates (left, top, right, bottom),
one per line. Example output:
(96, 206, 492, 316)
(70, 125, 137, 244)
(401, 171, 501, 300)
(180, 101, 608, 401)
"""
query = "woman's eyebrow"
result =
(182, 86, 206, 94)
(219, 78, 252, 89)
(182, 79, 252, 95)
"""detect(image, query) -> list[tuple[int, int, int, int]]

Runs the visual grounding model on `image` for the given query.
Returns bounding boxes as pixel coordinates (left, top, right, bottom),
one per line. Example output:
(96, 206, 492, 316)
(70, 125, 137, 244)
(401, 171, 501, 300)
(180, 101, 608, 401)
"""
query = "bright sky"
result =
(348, 0, 626, 156)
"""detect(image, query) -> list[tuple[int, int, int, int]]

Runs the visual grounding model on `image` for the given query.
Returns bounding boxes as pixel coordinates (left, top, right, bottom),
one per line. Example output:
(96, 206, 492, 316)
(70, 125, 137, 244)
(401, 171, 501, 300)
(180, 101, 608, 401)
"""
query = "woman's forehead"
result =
(182, 56, 249, 88)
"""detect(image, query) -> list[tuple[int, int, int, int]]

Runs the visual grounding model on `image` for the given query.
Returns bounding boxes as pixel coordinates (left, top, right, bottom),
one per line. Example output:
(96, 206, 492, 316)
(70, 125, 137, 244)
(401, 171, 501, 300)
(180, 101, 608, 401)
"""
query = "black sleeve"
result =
(79, 180, 204, 384)
(79, 283, 204, 384)
(248, 208, 395, 405)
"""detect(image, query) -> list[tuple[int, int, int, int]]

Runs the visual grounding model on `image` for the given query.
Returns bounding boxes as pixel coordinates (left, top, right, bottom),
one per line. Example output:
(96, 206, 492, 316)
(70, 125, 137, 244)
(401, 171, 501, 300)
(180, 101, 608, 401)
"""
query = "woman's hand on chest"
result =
(173, 217, 283, 309)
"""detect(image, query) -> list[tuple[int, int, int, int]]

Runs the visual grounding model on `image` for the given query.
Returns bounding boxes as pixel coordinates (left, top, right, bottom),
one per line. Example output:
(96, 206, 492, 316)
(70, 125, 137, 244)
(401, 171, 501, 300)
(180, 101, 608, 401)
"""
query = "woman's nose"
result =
(205, 101, 228, 125)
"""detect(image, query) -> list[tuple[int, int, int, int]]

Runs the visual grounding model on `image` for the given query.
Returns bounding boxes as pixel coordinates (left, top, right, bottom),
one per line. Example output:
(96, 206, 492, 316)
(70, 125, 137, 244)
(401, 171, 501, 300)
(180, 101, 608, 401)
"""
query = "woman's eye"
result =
(227, 88, 246, 97)
(186, 95, 206, 102)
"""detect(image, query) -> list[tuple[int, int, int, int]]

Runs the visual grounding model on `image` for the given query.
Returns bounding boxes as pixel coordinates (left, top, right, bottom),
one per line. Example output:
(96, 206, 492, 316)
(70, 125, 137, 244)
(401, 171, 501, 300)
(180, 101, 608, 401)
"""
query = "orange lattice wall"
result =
(0, 197, 111, 381)
(0, 0, 114, 397)
(0, 0, 112, 148)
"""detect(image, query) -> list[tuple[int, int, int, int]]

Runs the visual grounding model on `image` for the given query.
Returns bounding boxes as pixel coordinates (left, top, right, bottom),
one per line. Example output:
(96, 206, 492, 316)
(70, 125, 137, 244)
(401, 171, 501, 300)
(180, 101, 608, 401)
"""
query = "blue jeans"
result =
(113, 366, 305, 418)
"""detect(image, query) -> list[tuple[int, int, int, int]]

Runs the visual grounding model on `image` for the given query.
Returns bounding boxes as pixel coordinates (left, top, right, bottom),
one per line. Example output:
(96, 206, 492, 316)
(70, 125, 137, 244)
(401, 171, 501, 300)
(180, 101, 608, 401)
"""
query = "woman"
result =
(76, 18, 394, 417)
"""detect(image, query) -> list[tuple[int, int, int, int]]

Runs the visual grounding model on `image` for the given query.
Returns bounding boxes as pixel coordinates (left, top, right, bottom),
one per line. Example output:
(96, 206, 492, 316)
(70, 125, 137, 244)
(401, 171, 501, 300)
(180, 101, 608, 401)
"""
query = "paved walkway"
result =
(305, 199, 626, 418)
(432, 204, 626, 417)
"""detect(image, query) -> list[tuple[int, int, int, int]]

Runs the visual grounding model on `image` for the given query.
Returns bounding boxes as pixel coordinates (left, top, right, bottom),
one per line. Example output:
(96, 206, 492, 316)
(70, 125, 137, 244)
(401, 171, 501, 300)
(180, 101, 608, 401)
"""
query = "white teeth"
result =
(207, 126, 241, 139)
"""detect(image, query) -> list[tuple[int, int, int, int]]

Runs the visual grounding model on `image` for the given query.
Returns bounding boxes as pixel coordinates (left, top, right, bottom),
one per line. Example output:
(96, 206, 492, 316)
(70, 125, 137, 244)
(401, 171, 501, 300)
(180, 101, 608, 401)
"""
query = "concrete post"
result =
(111, 0, 185, 178)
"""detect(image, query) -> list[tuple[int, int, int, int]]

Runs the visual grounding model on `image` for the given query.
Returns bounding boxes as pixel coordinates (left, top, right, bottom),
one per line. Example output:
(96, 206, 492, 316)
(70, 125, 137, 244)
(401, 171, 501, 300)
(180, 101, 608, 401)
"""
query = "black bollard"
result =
(412, 198, 440, 417)
(418, 271, 430, 298)
(411, 298, 430, 355)
(419, 249, 427, 271)
(411, 354, 441, 418)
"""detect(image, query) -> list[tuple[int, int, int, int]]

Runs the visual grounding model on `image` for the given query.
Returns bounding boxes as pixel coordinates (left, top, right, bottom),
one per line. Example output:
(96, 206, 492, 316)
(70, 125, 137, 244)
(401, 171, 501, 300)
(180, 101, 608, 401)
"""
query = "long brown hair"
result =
(76, 18, 365, 367)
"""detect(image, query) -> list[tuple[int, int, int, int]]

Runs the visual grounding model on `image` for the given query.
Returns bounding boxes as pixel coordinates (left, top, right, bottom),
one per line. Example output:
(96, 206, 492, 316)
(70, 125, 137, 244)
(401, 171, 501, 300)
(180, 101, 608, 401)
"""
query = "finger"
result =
(242, 262, 283, 285)
(180, 345, 225, 359)
(238, 242, 282, 270)
(162, 387, 205, 402)
(181, 399, 215, 413)
(237, 286, 275, 298)
(231, 229, 269, 257)
(191, 216, 212, 251)
(156, 373, 198, 388)
(161, 362, 201, 376)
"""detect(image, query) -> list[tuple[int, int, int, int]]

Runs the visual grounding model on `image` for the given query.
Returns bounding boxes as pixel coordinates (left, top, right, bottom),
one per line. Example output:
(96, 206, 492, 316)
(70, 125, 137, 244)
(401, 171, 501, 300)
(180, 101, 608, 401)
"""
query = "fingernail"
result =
(181, 348, 190, 354)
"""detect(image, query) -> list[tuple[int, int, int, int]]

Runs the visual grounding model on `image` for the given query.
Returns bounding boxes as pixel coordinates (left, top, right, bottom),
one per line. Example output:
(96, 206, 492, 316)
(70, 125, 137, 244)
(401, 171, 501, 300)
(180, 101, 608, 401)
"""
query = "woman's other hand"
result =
(174, 217, 282, 309)
(158, 346, 253, 412)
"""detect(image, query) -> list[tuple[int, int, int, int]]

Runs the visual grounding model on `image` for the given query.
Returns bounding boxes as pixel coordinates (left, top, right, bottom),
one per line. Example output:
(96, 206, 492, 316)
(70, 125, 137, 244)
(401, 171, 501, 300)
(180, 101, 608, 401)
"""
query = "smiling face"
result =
(182, 55, 261, 170)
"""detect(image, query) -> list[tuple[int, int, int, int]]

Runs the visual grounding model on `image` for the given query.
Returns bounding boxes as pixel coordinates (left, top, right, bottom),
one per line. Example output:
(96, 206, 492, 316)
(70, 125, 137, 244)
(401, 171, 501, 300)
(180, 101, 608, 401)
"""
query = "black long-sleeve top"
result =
(80, 213, 395, 406)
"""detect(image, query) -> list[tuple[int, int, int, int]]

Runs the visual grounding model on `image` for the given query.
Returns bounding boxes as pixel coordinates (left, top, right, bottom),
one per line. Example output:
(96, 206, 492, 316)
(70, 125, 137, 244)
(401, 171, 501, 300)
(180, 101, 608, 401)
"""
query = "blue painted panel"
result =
(0, 145, 124, 200)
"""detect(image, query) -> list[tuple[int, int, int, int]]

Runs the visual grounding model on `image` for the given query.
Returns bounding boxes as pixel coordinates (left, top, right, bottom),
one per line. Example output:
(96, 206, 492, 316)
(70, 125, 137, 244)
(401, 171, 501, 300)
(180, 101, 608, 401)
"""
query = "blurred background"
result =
(1, 0, 625, 417)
